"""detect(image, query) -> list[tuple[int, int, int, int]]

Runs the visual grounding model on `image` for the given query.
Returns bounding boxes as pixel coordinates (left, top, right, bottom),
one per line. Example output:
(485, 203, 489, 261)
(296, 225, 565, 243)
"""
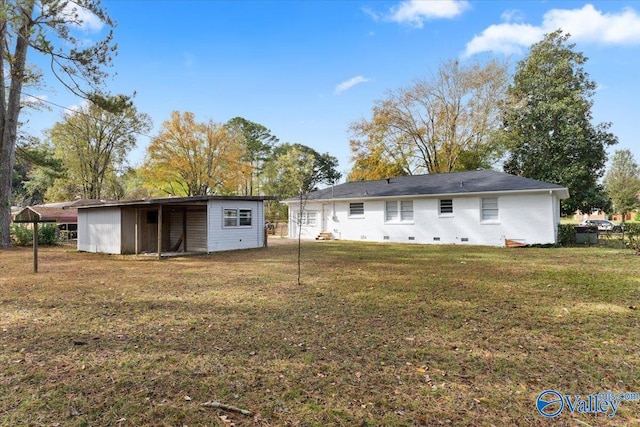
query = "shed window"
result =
(223, 209, 238, 227)
(481, 198, 499, 221)
(439, 199, 453, 215)
(239, 209, 252, 226)
(349, 202, 364, 216)
(224, 208, 252, 227)
(147, 211, 158, 224)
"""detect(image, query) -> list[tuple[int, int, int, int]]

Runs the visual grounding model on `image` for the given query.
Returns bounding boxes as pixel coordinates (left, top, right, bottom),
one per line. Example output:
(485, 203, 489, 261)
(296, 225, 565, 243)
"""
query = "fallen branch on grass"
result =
(201, 401, 253, 416)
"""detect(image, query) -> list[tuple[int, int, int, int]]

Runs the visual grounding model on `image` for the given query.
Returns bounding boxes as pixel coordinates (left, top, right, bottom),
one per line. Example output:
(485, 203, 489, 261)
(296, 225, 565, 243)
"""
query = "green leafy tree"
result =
(48, 95, 152, 200)
(0, 0, 116, 247)
(349, 58, 509, 176)
(604, 149, 640, 223)
(501, 30, 617, 216)
(226, 117, 279, 195)
(12, 138, 64, 205)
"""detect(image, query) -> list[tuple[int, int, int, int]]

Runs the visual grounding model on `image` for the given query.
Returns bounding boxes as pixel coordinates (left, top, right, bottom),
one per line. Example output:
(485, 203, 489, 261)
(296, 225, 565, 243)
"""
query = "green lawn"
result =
(1, 240, 639, 426)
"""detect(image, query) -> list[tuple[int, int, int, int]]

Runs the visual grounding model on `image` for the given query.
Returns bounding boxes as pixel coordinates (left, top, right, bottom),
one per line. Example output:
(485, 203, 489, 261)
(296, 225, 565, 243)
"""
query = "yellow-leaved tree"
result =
(141, 111, 244, 196)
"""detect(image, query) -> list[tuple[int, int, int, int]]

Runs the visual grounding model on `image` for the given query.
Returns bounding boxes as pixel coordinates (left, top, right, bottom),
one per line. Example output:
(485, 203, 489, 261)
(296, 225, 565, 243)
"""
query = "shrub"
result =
(557, 224, 575, 246)
(10, 224, 59, 246)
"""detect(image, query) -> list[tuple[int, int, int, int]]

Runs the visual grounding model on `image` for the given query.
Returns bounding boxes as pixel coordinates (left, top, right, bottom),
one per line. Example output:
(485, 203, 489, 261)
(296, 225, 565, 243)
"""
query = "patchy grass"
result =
(1, 240, 639, 426)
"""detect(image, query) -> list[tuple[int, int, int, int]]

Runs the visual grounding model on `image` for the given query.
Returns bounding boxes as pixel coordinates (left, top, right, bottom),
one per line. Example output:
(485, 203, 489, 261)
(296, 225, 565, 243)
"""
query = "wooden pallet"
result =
(316, 232, 333, 240)
(505, 239, 526, 248)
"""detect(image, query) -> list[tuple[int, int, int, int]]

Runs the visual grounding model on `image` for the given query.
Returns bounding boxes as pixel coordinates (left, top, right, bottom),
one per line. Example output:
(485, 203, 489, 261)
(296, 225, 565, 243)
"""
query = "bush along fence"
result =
(10, 224, 59, 246)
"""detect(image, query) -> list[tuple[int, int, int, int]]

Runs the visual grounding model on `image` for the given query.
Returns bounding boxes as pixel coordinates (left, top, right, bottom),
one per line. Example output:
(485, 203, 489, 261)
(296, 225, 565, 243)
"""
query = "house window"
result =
(401, 201, 414, 221)
(297, 211, 318, 226)
(224, 208, 252, 227)
(481, 198, 499, 221)
(385, 201, 398, 221)
(349, 202, 364, 216)
(385, 201, 413, 222)
(439, 199, 453, 215)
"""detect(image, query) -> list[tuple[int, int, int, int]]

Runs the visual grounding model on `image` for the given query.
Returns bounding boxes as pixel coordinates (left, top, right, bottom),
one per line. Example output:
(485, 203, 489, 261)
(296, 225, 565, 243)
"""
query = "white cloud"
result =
(389, 0, 470, 28)
(500, 9, 525, 23)
(335, 76, 371, 95)
(66, 100, 90, 115)
(465, 4, 640, 56)
(465, 23, 543, 56)
(42, 2, 104, 32)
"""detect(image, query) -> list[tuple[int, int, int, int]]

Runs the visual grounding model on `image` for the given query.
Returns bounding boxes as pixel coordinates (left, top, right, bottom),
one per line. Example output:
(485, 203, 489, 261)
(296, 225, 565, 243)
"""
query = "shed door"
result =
(186, 208, 207, 251)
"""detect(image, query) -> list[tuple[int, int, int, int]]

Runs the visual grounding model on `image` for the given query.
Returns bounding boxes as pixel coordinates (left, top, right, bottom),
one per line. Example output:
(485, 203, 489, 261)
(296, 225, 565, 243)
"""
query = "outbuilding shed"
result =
(76, 196, 268, 256)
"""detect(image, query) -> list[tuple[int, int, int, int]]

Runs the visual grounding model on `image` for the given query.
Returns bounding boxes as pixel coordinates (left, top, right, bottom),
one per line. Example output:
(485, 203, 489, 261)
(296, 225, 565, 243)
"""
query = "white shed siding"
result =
(292, 191, 559, 246)
(77, 207, 122, 254)
(207, 200, 264, 252)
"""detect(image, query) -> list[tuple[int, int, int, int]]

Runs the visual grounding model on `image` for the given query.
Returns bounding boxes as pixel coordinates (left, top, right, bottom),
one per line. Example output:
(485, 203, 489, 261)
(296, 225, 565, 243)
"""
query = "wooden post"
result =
(33, 221, 39, 273)
(134, 209, 139, 255)
(157, 206, 163, 260)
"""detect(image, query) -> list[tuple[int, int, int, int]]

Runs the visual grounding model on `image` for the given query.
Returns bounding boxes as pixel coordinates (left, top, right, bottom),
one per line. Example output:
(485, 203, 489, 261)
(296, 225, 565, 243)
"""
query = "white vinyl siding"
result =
(481, 198, 499, 222)
(208, 201, 264, 252)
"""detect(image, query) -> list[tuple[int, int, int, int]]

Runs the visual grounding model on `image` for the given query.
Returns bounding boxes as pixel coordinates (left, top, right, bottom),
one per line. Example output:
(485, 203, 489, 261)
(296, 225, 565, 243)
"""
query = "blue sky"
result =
(23, 1, 640, 180)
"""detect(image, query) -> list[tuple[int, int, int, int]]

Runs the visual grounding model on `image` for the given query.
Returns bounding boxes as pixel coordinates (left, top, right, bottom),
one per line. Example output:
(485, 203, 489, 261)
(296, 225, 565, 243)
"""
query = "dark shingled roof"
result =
(286, 170, 569, 202)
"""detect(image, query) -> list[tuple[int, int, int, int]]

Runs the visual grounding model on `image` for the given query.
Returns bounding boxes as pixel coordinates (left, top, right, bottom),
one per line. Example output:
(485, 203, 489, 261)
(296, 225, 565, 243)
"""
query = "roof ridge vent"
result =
(386, 178, 391, 184)
(460, 180, 464, 187)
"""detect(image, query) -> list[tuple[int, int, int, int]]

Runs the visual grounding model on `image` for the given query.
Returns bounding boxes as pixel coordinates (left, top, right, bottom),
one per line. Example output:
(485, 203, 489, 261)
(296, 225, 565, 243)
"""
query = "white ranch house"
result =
(76, 196, 267, 256)
(284, 170, 569, 247)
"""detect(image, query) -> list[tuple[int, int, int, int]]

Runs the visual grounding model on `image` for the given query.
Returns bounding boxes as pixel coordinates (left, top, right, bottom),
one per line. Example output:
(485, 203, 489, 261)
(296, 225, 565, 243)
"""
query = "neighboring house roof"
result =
(75, 195, 272, 210)
(13, 204, 78, 223)
(284, 170, 570, 202)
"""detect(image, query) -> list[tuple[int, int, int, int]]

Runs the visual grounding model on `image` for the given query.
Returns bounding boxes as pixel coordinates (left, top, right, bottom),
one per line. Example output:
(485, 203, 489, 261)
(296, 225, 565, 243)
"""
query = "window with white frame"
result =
(223, 208, 252, 227)
(385, 201, 398, 221)
(239, 209, 252, 226)
(481, 198, 499, 221)
(439, 199, 453, 215)
(349, 202, 364, 216)
(401, 201, 414, 221)
(223, 208, 238, 227)
(297, 211, 318, 226)
(385, 200, 413, 222)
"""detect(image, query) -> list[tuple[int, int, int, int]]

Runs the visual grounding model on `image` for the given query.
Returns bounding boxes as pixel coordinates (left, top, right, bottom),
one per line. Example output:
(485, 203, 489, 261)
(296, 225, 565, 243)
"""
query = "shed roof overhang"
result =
(76, 195, 274, 210)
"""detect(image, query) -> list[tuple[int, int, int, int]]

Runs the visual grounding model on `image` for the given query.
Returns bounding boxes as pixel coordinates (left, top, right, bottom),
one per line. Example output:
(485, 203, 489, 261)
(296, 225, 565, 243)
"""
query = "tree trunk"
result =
(0, 0, 36, 247)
